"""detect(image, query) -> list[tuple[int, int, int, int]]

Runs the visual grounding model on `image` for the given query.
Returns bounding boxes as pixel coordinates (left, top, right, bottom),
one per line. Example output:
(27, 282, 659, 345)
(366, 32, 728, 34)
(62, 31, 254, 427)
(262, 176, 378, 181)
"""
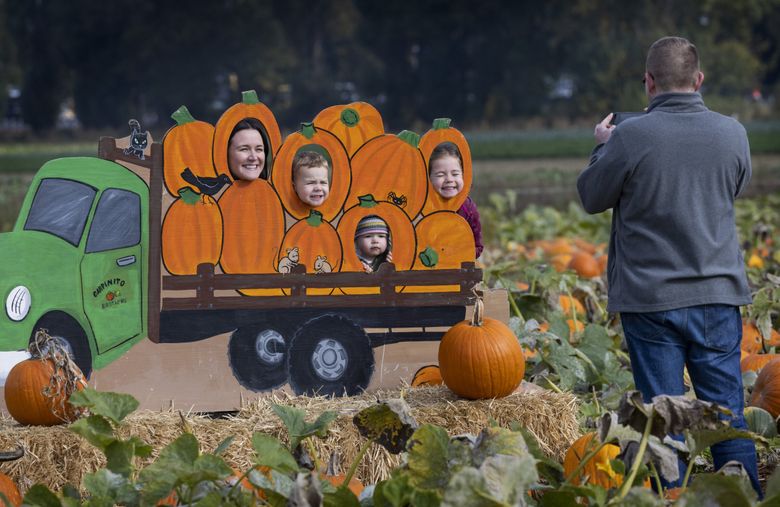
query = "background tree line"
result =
(1, 0, 778, 135)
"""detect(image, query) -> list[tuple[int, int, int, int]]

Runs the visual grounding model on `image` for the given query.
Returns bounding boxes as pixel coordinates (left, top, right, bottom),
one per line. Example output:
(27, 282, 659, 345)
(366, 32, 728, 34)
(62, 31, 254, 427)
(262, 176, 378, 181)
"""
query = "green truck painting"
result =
(0, 135, 486, 408)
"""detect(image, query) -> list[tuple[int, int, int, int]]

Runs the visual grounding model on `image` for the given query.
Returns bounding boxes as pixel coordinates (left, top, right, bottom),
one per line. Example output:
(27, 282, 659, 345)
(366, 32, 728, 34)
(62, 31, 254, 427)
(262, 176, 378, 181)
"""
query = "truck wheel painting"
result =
(0, 95, 504, 412)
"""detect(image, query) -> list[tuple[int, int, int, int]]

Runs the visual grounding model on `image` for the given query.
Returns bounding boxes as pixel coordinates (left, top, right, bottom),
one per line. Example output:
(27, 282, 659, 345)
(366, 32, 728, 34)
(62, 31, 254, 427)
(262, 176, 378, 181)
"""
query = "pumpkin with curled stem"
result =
(4, 333, 87, 426)
(438, 297, 524, 399)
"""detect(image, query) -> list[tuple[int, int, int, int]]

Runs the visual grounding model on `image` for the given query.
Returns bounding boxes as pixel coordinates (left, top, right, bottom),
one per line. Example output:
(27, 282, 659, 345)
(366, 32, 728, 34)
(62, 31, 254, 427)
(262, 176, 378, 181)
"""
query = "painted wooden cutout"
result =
(313, 102, 384, 157)
(271, 123, 350, 221)
(0, 98, 497, 412)
(346, 131, 428, 219)
(218, 180, 285, 296)
(419, 118, 473, 215)
(212, 90, 282, 180)
(162, 106, 218, 197)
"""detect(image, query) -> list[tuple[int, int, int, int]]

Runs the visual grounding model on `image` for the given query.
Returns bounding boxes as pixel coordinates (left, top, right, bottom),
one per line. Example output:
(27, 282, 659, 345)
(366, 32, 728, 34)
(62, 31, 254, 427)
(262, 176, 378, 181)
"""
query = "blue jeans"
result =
(621, 304, 761, 496)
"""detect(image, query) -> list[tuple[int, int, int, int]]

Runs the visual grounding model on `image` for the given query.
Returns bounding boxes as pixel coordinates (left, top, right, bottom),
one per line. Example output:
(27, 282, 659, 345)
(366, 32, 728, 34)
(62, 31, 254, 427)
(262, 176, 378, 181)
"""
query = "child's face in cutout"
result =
(356, 233, 387, 260)
(293, 165, 330, 207)
(429, 155, 464, 199)
(228, 129, 265, 181)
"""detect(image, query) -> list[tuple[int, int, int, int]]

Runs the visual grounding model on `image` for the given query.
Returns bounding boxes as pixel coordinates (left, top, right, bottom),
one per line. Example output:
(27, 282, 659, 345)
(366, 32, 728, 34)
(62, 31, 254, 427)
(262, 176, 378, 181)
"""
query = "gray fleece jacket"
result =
(577, 92, 752, 312)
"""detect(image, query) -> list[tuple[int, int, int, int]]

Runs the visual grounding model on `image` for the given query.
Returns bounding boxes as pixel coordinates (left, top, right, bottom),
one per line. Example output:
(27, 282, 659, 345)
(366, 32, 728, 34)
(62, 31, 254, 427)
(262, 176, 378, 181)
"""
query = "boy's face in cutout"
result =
(228, 129, 265, 181)
(356, 233, 387, 259)
(294, 164, 330, 207)
(429, 155, 463, 199)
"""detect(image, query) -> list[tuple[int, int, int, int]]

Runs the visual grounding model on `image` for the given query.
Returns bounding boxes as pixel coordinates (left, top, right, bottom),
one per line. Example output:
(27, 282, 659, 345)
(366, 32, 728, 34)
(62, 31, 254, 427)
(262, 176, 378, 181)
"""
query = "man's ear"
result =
(694, 71, 704, 91)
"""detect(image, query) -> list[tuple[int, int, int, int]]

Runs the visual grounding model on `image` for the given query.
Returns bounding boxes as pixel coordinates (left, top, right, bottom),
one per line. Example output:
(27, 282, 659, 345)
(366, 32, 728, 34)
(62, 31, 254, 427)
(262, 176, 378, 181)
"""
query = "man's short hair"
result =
(646, 36, 700, 92)
(292, 151, 329, 181)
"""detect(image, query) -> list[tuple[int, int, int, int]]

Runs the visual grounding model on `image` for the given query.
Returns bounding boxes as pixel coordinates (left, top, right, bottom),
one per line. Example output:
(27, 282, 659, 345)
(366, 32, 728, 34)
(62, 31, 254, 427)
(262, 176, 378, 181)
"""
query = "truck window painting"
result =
(0, 94, 501, 412)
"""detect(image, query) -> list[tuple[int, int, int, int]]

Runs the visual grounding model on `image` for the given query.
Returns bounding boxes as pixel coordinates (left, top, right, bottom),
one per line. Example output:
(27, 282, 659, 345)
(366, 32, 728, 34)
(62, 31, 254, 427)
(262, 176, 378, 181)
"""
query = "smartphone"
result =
(610, 112, 644, 126)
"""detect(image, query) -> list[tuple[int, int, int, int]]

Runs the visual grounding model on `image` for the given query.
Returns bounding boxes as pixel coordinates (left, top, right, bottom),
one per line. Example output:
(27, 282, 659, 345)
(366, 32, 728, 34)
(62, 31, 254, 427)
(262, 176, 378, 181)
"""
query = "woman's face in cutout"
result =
(429, 154, 464, 199)
(228, 129, 265, 180)
(356, 233, 388, 259)
(293, 164, 330, 207)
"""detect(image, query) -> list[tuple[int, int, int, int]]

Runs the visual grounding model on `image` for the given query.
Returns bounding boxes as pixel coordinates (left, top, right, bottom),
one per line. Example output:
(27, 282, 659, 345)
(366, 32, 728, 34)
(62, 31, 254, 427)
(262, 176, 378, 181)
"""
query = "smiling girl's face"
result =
(429, 154, 463, 199)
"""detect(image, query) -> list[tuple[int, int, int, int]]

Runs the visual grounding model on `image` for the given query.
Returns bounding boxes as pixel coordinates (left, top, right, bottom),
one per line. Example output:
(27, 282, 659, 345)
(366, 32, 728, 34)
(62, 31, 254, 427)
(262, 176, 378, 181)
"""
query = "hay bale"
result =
(0, 385, 578, 494)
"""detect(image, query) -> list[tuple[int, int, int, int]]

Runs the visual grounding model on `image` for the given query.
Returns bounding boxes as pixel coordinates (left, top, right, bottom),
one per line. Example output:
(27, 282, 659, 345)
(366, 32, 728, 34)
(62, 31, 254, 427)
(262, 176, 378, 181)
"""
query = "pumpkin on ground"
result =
(278, 210, 342, 295)
(271, 122, 351, 221)
(321, 452, 364, 497)
(418, 118, 473, 215)
(559, 295, 586, 318)
(0, 447, 23, 507)
(162, 106, 217, 197)
(161, 188, 223, 275)
(4, 356, 86, 426)
(404, 211, 475, 293)
(741, 353, 780, 373)
(438, 297, 525, 399)
(219, 180, 285, 296)
(563, 432, 648, 489)
(743, 406, 778, 438)
(742, 322, 764, 354)
(568, 251, 602, 278)
(410, 365, 443, 387)
(0, 473, 21, 507)
(749, 358, 780, 418)
(346, 131, 428, 219)
(313, 102, 384, 157)
(213, 90, 282, 181)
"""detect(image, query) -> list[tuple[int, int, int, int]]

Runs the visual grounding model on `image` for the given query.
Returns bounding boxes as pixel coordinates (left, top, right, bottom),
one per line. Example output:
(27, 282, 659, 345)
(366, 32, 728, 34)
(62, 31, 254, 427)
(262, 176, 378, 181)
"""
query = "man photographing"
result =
(577, 36, 760, 495)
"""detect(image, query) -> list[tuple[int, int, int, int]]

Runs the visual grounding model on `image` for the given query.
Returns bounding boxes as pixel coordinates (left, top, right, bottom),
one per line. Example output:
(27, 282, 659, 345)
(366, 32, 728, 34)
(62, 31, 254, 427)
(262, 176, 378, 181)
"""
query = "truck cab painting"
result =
(0, 157, 149, 380)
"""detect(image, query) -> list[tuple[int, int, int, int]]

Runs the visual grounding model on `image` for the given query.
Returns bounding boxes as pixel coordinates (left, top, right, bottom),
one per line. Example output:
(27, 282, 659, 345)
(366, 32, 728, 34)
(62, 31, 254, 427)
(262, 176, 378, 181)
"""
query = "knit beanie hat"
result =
(355, 215, 389, 238)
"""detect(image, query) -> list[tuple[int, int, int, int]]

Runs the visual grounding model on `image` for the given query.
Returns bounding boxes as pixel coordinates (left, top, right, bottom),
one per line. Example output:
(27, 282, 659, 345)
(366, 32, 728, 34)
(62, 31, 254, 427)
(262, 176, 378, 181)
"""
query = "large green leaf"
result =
(21, 485, 63, 507)
(68, 388, 139, 424)
(608, 487, 665, 506)
(578, 324, 613, 371)
(82, 469, 138, 506)
(441, 467, 504, 507)
(68, 415, 116, 450)
(686, 427, 763, 459)
(373, 475, 414, 507)
(471, 426, 531, 465)
(510, 424, 564, 485)
(406, 424, 452, 492)
(685, 473, 757, 506)
(542, 333, 587, 390)
(353, 399, 418, 454)
(252, 433, 300, 475)
(104, 440, 135, 477)
(479, 454, 538, 504)
(323, 487, 361, 507)
(271, 403, 338, 450)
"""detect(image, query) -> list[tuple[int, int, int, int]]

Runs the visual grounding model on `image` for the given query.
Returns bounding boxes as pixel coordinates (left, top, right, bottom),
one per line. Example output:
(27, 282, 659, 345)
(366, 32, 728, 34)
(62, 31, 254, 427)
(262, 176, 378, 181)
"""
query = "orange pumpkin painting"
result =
(161, 187, 223, 275)
(346, 131, 428, 219)
(213, 90, 282, 181)
(313, 102, 384, 157)
(219, 179, 285, 296)
(419, 118, 473, 215)
(336, 195, 416, 294)
(272, 122, 351, 221)
(162, 106, 217, 197)
(404, 211, 475, 293)
(278, 210, 343, 295)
